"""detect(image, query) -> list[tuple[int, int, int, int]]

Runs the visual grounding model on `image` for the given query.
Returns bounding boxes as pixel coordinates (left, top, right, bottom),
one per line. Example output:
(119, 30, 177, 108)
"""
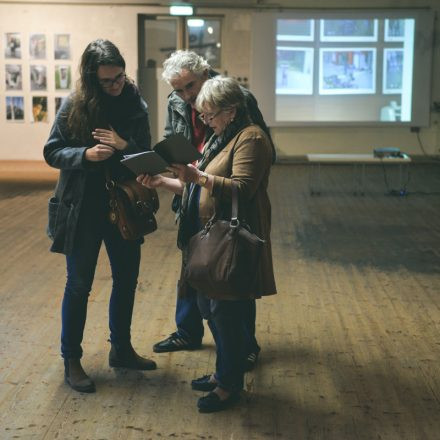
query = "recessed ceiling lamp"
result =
(169, 5, 194, 16)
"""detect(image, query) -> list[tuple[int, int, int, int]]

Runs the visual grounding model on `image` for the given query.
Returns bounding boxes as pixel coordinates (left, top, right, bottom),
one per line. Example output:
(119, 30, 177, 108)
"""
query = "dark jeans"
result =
(197, 294, 253, 392)
(176, 288, 260, 355)
(61, 208, 141, 359)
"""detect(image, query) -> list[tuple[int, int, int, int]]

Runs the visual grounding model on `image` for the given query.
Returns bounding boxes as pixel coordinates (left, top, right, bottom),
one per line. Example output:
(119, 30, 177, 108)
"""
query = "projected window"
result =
(384, 19, 405, 42)
(319, 48, 376, 95)
(276, 47, 314, 95)
(320, 19, 378, 42)
(383, 49, 403, 94)
(277, 19, 314, 42)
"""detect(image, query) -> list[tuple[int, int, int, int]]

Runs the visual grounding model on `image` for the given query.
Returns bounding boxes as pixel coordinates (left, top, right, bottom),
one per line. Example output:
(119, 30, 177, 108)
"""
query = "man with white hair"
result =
(153, 50, 275, 372)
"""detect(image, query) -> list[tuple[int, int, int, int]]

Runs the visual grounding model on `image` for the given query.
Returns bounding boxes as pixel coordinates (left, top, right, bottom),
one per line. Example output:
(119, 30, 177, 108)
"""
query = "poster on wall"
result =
(32, 96, 48, 122)
(55, 65, 71, 90)
(319, 48, 376, 95)
(5, 33, 22, 59)
(30, 65, 47, 91)
(276, 47, 314, 94)
(54, 34, 71, 59)
(5, 64, 23, 90)
(29, 34, 46, 59)
(6, 96, 25, 121)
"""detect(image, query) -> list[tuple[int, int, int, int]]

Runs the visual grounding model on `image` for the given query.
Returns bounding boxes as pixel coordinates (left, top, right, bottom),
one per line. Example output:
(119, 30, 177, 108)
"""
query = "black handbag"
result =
(184, 182, 265, 297)
(106, 172, 159, 241)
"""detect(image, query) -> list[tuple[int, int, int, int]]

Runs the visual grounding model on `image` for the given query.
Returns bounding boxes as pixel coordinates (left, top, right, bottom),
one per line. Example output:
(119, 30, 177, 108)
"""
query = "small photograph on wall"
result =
(319, 48, 376, 95)
(55, 65, 72, 90)
(6, 96, 25, 121)
(30, 65, 47, 91)
(320, 19, 378, 42)
(5, 33, 22, 59)
(54, 34, 71, 59)
(29, 34, 46, 59)
(5, 64, 23, 90)
(32, 96, 48, 122)
(384, 19, 405, 42)
(383, 48, 403, 94)
(277, 19, 314, 42)
(55, 96, 66, 115)
(276, 47, 314, 95)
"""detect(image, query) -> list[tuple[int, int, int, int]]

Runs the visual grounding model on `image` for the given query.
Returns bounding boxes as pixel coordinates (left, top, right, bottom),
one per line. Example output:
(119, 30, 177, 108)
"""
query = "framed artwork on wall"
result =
(30, 65, 47, 91)
(31, 96, 48, 122)
(55, 65, 71, 90)
(6, 96, 24, 121)
(54, 34, 71, 60)
(5, 33, 21, 59)
(29, 34, 46, 59)
(5, 64, 22, 90)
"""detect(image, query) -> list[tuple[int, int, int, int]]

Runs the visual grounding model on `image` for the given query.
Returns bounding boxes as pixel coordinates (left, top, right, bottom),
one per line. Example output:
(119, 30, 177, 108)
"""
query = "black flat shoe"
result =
(153, 332, 201, 353)
(191, 374, 217, 392)
(197, 391, 240, 413)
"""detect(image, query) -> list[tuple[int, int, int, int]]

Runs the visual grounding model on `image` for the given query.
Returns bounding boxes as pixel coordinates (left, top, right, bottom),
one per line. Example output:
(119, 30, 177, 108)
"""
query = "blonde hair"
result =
(195, 76, 245, 113)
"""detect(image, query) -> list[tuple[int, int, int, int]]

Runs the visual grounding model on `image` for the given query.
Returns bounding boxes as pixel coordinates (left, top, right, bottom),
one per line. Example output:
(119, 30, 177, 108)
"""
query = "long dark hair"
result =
(67, 39, 126, 143)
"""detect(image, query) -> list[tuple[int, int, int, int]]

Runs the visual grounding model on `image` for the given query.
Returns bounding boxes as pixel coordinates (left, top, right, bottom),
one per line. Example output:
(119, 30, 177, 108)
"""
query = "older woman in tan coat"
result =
(138, 76, 276, 413)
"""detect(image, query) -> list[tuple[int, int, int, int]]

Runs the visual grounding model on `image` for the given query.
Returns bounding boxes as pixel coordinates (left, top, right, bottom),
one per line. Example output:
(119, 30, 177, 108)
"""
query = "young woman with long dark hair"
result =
(44, 39, 156, 393)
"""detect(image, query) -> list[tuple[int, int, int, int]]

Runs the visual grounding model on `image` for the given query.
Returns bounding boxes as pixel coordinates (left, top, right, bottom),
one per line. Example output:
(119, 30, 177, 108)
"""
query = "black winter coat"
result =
(43, 84, 151, 255)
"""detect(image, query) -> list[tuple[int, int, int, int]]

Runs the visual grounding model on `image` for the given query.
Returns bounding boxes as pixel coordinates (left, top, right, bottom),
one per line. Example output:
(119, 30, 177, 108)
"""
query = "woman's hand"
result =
(85, 144, 115, 162)
(137, 173, 164, 189)
(92, 126, 128, 150)
(168, 163, 199, 184)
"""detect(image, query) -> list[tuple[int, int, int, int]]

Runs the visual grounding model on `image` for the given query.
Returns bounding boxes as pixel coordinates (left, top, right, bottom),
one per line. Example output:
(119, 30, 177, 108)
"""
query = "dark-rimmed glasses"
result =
(98, 72, 126, 89)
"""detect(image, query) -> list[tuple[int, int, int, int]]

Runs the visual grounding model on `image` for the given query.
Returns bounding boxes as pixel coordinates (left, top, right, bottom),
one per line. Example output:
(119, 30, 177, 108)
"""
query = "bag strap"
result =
(230, 181, 239, 225)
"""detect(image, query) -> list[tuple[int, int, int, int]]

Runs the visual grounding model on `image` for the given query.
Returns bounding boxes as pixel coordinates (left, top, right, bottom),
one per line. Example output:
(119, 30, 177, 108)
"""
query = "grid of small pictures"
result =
(276, 18, 408, 100)
(3, 32, 71, 123)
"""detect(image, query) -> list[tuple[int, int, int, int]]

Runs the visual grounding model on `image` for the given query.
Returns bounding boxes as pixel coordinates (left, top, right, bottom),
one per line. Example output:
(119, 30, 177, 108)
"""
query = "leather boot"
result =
(64, 359, 96, 393)
(109, 343, 157, 371)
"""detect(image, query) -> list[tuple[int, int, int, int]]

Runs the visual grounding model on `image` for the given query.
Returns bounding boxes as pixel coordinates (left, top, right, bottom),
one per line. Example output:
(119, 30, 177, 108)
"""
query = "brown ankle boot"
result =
(109, 344, 156, 371)
(64, 359, 96, 393)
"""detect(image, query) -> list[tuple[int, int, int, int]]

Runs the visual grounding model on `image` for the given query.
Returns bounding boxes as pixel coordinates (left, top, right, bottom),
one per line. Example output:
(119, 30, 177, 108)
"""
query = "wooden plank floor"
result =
(0, 162, 440, 439)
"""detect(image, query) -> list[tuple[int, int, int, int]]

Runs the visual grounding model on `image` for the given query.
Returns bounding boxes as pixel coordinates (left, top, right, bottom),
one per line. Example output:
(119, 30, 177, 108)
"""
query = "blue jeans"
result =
(197, 295, 252, 392)
(61, 207, 141, 359)
(176, 286, 260, 355)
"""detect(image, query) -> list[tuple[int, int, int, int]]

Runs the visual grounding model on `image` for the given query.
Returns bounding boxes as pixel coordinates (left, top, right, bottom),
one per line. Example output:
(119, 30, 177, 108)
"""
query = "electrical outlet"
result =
(410, 127, 420, 133)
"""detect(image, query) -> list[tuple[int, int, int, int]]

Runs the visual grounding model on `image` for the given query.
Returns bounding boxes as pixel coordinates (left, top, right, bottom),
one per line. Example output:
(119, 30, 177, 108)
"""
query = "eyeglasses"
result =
(198, 110, 223, 125)
(98, 72, 126, 89)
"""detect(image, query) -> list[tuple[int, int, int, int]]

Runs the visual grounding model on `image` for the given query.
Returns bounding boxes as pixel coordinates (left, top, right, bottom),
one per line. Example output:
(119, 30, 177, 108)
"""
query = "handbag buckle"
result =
(105, 179, 116, 190)
(230, 217, 239, 228)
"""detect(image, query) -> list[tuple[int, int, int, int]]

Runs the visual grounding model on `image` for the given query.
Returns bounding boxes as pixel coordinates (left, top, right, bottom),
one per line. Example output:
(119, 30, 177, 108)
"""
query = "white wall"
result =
(0, 0, 439, 160)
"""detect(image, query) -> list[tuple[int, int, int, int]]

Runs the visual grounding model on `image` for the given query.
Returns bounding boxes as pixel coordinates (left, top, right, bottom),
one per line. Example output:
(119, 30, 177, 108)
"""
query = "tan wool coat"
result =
(198, 124, 277, 299)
